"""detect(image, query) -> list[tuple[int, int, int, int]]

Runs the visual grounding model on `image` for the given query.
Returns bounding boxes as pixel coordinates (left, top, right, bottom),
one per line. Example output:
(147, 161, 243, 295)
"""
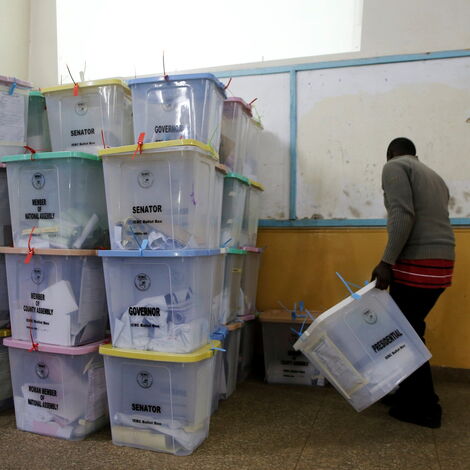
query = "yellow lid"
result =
(0, 329, 11, 338)
(98, 139, 219, 161)
(249, 179, 265, 191)
(99, 340, 222, 363)
(41, 79, 130, 95)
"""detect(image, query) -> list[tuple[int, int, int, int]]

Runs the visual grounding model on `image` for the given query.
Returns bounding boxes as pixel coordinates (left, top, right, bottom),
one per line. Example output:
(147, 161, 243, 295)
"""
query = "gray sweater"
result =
(382, 155, 455, 265)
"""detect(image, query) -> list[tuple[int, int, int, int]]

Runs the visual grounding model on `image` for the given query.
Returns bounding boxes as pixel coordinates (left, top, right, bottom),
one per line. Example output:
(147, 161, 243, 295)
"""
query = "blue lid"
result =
(210, 326, 228, 341)
(127, 73, 226, 96)
(98, 248, 224, 258)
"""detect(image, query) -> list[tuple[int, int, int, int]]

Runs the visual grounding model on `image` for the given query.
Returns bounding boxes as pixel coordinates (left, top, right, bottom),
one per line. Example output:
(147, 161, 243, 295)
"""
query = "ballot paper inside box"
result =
(293, 281, 432, 412)
(99, 249, 224, 354)
(4, 338, 108, 440)
(1, 152, 109, 249)
(99, 140, 222, 251)
(3, 249, 107, 347)
(0, 76, 32, 154)
(100, 341, 219, 456)
(128, 74, 226, 150)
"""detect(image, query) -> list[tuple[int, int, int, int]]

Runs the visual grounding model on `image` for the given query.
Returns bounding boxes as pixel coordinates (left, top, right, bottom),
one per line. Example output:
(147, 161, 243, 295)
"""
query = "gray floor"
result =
(0, 377, 468, 470)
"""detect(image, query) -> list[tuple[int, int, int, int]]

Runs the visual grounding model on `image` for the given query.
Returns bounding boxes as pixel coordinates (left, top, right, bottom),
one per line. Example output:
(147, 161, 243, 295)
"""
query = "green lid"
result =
(1, 151, 100, 163)
(225, 248, 247, 255)
(225, 172, 250, 185)
(29, 91, 44, 98)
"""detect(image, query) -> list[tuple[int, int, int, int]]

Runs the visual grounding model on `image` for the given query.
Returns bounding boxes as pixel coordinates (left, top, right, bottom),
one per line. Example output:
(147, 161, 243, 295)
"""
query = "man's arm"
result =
(382, 162, 415, 264)
(372, 162, 415, 289)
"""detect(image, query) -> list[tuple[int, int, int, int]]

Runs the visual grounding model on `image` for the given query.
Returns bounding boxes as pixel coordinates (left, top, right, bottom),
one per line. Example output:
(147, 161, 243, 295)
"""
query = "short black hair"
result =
(387, 137, 416, 157)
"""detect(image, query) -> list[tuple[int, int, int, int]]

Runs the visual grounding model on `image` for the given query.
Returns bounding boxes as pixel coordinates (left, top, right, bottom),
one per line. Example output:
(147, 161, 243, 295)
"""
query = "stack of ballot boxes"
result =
(0, 77, 137, 440)
(97, 73, 227, 456)
(211, 97, 265, 407)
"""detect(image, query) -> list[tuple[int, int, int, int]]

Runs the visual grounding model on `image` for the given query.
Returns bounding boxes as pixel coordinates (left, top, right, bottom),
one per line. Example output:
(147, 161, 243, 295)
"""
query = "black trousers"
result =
(389, 282, 444, 409)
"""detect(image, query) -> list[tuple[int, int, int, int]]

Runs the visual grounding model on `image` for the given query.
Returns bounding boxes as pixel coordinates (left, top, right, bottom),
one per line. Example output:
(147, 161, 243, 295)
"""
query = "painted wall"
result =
(0, 0, 31, 79)
(29, 0, 57, 88)
(257, 228, 470, 369)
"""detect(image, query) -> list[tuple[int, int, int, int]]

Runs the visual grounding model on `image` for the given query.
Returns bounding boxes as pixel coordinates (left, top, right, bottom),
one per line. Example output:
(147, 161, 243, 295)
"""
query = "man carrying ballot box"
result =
(371, 137, 455, 429)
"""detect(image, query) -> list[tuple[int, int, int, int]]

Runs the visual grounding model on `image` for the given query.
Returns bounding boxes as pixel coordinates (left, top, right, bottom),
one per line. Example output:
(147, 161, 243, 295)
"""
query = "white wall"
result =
(0, 0, 31, 79)
(29, 0, 57, 88)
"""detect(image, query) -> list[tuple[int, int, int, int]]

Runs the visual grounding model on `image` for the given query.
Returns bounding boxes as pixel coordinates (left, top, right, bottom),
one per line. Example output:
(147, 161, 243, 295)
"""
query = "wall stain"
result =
(343, 190, 350, 197)
(456, 206, 463, 214)
(449, 197, 456, 210)
(348, 207, 361, 218)
(463, 191, 470, 201)
(312, 213, 324, 220)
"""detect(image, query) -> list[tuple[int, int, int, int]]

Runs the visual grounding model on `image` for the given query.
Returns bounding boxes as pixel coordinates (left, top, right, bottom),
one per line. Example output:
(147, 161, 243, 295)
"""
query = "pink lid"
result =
(3, 337, 109, 355)
(225, 97, 253, 117)
(0, 75, 33, 89)
(241, 246, 264, 253)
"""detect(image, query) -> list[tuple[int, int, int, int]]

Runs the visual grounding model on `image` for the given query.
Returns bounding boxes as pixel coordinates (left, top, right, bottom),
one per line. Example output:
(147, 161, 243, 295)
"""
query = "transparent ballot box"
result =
(0, 254, 10, 329)
(27, 91, 51, 152)
(2, 248, 107, 347)
(99, 140, 222, 251)
(220, 248, 246, 325)
(0, 166, 12, 246)
(260, 310, 322, 386)
(211, 322, 242, 401)
(100, 341, 220, 456)
(244, 117, 263, 181)
(240, 247, 263, 315)
(0, 75, 32, 158)
(240, 180, 264, 247)
(219, 98, 252, 173)
(1, 151, 108, 249)
(220, 173, 249, 248)
(128, 73, 226, 151)
(294, 282, 432, 411)
(42, 79, 133, 153)
(4, 338, 108, 439)
(237, 314, 256, 383)
(99, 249, 224, 354)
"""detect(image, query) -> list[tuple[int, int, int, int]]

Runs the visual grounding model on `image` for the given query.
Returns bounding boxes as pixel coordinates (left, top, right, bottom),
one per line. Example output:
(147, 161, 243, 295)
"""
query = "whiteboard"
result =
(296, 57, 470, 220)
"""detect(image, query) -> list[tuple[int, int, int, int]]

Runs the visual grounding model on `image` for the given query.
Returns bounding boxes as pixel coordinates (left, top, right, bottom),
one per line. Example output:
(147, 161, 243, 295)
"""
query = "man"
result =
(371, 137, 455, 429)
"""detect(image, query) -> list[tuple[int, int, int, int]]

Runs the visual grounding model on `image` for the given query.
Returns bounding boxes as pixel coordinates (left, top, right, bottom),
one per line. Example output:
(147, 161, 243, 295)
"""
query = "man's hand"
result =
(371, 261, 392, 290)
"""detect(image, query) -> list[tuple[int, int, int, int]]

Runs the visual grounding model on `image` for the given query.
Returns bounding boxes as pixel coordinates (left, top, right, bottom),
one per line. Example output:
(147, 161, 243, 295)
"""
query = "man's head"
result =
(386, 137, 416, 161)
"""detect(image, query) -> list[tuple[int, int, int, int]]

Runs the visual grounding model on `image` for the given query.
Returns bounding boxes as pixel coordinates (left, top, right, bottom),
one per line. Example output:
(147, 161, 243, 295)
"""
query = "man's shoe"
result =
(389, 403, 442, 429)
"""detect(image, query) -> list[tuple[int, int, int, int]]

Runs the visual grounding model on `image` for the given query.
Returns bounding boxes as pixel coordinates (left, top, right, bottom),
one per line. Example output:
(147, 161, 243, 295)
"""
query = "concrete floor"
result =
(0, 377, 468, 470)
